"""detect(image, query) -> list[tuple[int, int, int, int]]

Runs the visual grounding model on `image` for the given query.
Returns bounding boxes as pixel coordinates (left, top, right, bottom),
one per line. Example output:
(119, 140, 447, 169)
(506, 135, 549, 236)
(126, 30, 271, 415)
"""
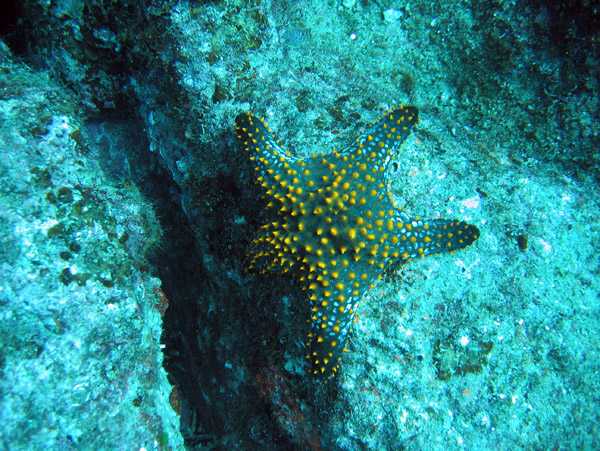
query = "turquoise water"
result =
(0, 1, 598, 449)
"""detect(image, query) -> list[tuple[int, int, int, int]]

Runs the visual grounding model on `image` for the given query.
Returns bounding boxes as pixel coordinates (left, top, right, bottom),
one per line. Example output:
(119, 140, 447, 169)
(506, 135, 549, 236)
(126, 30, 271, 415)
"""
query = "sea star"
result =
(235, 106, 480, 379)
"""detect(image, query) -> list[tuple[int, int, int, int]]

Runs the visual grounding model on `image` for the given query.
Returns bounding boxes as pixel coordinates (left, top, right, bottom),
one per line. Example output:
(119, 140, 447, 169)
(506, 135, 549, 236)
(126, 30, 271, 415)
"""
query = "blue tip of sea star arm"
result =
(341, 105, 419, 171)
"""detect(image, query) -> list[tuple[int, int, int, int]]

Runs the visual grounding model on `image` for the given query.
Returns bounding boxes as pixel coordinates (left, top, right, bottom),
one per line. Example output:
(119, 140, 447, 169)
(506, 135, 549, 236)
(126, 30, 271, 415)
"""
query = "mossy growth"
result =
(432, 334, 494, 381)
(40, 175, 159, 288)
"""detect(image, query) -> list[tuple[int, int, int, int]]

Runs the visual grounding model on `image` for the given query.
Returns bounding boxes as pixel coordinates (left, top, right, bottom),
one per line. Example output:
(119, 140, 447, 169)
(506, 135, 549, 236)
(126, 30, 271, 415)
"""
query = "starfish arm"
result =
(304, 284, 361, 379)
(344, 106, 419, 174)
(389, 216, 480, 260)
(235, 112, 299, 190)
